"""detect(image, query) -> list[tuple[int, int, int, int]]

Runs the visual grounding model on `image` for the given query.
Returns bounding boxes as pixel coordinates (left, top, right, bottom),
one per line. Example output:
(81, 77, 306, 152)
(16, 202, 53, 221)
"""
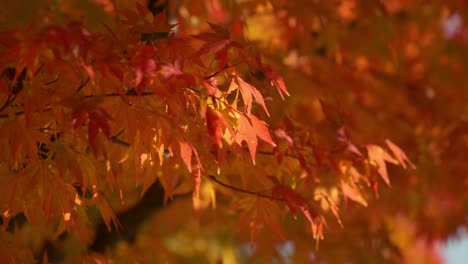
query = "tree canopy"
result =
(0, 0, 467, 263)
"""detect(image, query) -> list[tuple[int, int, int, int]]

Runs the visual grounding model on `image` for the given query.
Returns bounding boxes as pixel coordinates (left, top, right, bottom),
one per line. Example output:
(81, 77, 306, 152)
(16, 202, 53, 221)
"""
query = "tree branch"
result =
(42, 180, 182, 262)
(0, 94, 17, 113)
(208, 175, 281, 201)
(89, 180, 168, 253)
(208, 175, 327, 201)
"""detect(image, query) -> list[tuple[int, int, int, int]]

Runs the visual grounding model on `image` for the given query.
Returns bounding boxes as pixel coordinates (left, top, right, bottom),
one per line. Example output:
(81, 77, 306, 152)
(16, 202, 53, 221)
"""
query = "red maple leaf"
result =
(272, 184, 318, 225)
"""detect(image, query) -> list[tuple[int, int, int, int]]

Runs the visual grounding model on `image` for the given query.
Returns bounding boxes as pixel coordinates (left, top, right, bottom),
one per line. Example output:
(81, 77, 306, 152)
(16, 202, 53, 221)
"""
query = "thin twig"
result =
(203, 62, 242, 80)
(0, 106, 52, 119)
(256, 150, 297, 159)
(45, 74, 61, 85)
(110, 135, 131, 147)
(76, 77, 90, 93)
(84, 91, 155, 98)
(0, 94, 15, 113)
(208, 175, 281, 201)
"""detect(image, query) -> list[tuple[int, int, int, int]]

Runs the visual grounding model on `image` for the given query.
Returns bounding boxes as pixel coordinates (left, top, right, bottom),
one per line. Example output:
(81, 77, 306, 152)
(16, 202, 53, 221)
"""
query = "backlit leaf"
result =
(235, 115, 258, 163)
(179, 140, 193, 173)
(248, 114, 276, 147)
(385, 139, 416, 169)
(340, 180, 368, 207)
(235, 76, 270, 116)
(367, 145, 398, 185)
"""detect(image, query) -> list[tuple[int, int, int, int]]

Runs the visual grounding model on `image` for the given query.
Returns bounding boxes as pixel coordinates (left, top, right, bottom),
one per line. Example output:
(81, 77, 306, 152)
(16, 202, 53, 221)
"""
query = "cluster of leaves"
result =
(0, 0, 467, 263)
(228, 0, 467, 262)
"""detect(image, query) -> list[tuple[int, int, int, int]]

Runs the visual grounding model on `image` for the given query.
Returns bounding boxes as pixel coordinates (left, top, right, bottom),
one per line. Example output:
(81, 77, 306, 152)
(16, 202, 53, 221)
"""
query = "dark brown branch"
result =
(110, 135, 131, 147)
(0, 107, 52, 119)
(42, 180, 181, 262)
(75, 77, 89, 93)
(89, 180, 168, 253)
(208, 175, 326, 201)
(208, 175, 281, 201)
(45, 74, 61, 85)
(0, 94, 16, 113)
(0, 68, 25, 113)
(256, 150, 297, 159)
(0, 90, 157, 119)
(84, 91, 156, 98)
(204, 70, 223, 80)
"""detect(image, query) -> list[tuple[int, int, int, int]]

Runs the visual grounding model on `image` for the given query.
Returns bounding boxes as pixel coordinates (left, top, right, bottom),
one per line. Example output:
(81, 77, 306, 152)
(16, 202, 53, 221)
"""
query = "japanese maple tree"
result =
(0, 0, 467, 263)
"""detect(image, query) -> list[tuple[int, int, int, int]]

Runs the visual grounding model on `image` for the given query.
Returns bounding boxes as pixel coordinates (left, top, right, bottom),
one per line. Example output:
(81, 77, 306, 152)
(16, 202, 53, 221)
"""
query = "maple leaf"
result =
(231, 75, 269, 116)
(318, 99, 342, 125)
(127, 45, 157, 93)
(179, 141, 193, 173)
(159, 59, 195, 86)
(310, 217, 325, 249)
(314, 188, 343, 227)
(91, 193, 120, 232)
(367, 145, 398, 185)
(340, 180, 368, 207)
(235, 114, 275, 164)
(339, 161, 368, 211)
(193, 23, 243, 70)
(248, 114, 276, 146)
(258, 200, 286, 241)
(79, 59, 96, 83)
(274, 129, 294, 146)
(3, 2, 463, 262)
(88, 108, 112, 150)
(202, 79, 220, 96)
(272, 184, 317, 225)
(235, 115, 258, 163)
(206, 107, 224, 148)
(385, 139, 416, 169)
(256, 58, 290, 100)
(77, 153, 98, 189)
(205, 0, 229, 23)
(72, 102, 113, 155)
(271, 184, 325, 248)
(178, 140, 202, 198)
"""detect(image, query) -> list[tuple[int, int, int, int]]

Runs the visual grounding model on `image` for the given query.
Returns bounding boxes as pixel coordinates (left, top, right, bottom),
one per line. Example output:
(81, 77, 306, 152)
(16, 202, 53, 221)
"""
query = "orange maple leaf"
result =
(385, 139, 416, 169)
(367, 145, 398, 185)
(234, 76, 269, 116)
